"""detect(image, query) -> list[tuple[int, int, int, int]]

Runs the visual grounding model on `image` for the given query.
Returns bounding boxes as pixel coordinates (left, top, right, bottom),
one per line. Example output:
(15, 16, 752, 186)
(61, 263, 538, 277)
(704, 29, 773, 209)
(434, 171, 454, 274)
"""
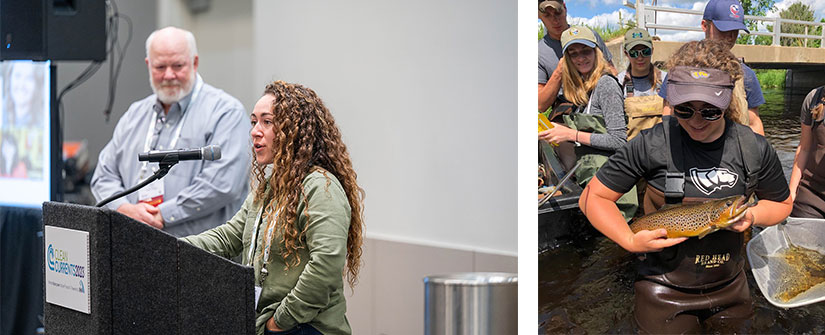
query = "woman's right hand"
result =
(627, 228, 687, 253)
(265, 316, 283, 332)
(538, 122, 574, 143)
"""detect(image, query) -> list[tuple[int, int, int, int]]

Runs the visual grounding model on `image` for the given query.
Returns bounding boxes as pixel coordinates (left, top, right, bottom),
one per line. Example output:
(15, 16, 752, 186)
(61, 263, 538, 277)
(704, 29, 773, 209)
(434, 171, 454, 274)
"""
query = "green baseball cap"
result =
(561, 26, 597, 54)
(624, 28, 653, 52)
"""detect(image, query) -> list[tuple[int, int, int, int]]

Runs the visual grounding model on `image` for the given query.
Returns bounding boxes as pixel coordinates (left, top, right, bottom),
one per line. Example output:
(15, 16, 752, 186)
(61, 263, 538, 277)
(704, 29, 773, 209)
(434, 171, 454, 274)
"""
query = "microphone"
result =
(138, 145, 222, 162)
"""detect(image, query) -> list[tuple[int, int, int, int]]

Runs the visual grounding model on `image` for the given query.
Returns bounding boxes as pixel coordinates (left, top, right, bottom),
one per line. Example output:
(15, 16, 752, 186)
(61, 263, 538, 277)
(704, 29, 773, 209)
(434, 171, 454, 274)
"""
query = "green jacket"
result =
(181, 170, 352, 335)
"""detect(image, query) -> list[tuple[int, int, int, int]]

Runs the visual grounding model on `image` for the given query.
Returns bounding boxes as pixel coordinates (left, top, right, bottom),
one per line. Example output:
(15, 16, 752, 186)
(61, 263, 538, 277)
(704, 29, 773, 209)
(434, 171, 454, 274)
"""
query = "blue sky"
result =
(559, 0, 825, 42)
(565, 0, 632, 19)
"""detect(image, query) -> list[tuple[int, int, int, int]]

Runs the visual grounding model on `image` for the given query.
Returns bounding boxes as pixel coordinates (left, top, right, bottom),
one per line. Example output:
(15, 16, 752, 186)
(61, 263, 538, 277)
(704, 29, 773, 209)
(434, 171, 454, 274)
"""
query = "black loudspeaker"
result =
(0, 0, 47, 60)
(0, 0, 105, 61)
(47, 0, 106, 61)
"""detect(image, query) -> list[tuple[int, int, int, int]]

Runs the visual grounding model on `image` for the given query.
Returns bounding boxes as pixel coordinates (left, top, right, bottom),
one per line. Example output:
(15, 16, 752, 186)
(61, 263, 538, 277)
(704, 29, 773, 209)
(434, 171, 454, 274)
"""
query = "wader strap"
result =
(810, 86, 825, 128)
(549, 95, 576, 121)
(624, 71, 635, 98)
(662, 115, 685, 204)
(734, 124, 760, 197)
(654, 68, 662, 92)
(812, 86, 824, 110)
(622, 68, 662, 98)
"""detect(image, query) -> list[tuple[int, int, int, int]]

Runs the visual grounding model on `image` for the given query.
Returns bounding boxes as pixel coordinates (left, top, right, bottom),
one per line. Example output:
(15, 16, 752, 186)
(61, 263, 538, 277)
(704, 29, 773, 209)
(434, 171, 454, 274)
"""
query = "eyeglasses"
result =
(627, 47, 652, 58)
(567, 47, 594, 60)
(673, 104, 724, 121)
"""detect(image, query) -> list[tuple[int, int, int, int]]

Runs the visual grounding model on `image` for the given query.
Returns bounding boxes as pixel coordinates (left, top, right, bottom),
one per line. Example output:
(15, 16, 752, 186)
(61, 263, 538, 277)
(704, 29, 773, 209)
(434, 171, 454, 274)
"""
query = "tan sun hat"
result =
(560, 26, 597, 54)
(624, 28, 653, 52)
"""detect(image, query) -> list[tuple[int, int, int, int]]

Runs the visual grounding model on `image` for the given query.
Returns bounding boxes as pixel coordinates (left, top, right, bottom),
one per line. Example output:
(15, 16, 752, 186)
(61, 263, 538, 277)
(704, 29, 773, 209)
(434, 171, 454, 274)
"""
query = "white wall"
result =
(157, 0, 256, 112)
(60, 1, 157, 166)
(252, 0, 517, 255)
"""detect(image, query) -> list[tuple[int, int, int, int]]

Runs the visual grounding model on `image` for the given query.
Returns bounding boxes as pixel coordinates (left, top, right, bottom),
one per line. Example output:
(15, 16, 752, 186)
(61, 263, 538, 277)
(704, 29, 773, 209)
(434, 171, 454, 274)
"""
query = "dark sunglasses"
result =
(673, 104, 724, 121)
(567, 47, 594, 59)
(627, 47, 652, 58)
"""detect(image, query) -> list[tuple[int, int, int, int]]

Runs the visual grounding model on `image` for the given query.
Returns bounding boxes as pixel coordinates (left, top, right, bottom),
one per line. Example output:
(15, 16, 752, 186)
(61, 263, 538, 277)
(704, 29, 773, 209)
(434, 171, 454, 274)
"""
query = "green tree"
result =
(779, 2, 819, 47)
(737, 0, 776, 45)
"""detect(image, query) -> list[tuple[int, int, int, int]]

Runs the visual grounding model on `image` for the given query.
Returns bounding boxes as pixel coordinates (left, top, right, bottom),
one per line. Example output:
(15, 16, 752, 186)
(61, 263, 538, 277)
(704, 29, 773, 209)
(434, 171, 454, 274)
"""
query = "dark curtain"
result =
(0, 207, 44, 335)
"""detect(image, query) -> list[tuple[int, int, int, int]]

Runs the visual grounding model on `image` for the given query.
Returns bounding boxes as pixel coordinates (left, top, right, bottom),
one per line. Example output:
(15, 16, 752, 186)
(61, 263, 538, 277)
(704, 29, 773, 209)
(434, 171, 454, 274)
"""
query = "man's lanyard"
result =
(140, 77, 203, 174)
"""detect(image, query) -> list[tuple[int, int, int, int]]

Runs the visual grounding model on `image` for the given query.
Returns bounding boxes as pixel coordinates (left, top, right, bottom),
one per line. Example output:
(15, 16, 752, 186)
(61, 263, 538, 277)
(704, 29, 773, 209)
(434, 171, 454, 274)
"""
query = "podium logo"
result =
(47, 244, 86, 278)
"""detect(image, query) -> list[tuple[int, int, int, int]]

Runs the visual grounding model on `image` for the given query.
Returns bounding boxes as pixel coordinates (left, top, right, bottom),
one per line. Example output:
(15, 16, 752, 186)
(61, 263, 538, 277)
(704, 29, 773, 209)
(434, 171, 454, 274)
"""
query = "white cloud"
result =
(583, 0, 625, 8)
(569, 8, 635, 28)
(568, 1, 707, 41)
(770, 0, 825, 18)
(744, 0, 825, 36)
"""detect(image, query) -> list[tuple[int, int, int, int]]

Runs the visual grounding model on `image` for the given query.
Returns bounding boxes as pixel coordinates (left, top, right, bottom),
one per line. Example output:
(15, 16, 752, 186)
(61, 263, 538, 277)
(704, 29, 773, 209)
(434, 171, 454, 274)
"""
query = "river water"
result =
(538, 88, 825, 334)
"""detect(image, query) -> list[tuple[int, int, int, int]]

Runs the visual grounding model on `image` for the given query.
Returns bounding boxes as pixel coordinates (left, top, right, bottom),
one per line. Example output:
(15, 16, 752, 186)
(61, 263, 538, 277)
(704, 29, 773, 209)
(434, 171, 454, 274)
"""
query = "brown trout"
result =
(629, 195, 755, 239)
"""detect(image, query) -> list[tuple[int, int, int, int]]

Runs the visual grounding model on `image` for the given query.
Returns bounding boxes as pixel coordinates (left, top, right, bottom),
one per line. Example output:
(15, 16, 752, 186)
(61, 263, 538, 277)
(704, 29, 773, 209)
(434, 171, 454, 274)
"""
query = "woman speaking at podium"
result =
(182, 81, 364, 335)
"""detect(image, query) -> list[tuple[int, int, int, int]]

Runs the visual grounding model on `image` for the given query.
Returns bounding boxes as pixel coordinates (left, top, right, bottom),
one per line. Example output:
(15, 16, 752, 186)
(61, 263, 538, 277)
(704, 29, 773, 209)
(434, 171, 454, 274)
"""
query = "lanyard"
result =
(247, 204, 280, 285)
(246, 207, 264, 266)
(140, 77, 203, 173)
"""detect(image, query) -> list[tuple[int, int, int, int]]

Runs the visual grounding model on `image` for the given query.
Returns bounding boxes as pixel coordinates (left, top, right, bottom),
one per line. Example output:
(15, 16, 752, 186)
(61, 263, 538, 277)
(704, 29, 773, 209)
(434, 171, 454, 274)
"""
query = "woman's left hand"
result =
(265, 317, 283, 332)
(727, 209, 755, 232)
(538, 122, 576, 143)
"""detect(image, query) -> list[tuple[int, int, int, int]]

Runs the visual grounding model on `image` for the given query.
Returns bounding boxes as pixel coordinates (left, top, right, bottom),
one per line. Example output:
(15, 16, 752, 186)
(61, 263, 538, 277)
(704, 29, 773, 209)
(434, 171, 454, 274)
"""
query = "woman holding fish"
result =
(579, 40, 793, 333)
(537, 25, 637, 221)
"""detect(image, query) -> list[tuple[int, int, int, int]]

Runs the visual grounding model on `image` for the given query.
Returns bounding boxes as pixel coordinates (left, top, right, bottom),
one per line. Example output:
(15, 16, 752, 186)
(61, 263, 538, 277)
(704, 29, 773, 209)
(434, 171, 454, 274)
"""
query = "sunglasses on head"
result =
(627, 47, 652, 58)
(673, 104, 724, 121)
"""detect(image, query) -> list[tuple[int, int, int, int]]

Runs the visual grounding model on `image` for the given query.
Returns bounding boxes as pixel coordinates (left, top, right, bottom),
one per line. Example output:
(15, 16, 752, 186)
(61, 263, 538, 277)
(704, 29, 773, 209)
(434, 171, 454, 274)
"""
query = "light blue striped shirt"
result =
(91, 75, 251, 237)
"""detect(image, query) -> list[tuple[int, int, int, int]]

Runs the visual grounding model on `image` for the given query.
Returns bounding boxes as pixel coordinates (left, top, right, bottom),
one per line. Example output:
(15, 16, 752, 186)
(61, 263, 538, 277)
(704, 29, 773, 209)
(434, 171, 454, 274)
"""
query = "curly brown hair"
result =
(664, 39, 745, 123)
(251, 80, 364, 288)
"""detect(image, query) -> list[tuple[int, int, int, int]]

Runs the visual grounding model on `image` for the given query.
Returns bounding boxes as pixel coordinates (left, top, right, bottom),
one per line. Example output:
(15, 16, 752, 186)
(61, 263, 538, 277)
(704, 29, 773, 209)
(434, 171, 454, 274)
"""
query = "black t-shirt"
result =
(596, 119, 789, 203)
(595, 118, 790, 288)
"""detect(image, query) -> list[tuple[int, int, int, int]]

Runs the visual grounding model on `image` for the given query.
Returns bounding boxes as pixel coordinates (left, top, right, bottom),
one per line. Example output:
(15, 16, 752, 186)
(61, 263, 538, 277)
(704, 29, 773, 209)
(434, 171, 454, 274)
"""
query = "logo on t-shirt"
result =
(690, 167, 739, 195)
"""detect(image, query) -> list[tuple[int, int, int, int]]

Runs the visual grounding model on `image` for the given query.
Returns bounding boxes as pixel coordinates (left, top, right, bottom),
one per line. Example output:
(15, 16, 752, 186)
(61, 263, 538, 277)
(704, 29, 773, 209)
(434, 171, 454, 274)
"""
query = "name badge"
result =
(254, 285, 262, 309)
(138, 179, 164, 206)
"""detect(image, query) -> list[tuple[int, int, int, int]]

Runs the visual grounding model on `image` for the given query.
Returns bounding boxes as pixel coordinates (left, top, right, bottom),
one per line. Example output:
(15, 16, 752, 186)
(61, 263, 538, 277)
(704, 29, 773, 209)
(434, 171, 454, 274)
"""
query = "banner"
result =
(44, 225, 90, 314)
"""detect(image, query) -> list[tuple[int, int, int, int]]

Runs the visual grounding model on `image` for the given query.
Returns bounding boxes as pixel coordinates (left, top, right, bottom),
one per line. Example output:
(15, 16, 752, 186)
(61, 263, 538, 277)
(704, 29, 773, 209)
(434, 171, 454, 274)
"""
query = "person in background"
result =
(659, 0, 766, 135)
(618, 28, 666, 141)
(0, 132, 28, 178)
(3, 61, 45, 129)
(91, 26, 251, 237)
(538, 0, 615, 113)
(580, 40, 792, 334)
(182, 81, 364, 335)
(538, 26, 637, 221)
(788, 85, 825, 219)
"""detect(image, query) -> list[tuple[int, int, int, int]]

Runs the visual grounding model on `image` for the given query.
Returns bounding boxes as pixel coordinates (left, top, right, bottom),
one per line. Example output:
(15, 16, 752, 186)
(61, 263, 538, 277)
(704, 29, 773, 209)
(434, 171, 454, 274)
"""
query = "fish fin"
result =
(659, 203, 678, 211)
(697, 227, 713, 239)
(746, 193, 758, 207)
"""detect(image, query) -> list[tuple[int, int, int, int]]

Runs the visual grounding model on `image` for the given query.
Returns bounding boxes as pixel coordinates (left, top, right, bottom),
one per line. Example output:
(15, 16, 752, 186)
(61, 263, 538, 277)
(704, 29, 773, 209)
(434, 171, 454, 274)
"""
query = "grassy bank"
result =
(537, 22, 631, 42)
(755, 69, 786, 89)
(589, 25, 631, 42)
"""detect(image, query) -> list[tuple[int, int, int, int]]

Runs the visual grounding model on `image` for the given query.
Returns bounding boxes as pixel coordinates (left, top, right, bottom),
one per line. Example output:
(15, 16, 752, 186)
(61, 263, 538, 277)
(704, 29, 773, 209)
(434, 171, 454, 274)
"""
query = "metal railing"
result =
(625, 0, 825, 48)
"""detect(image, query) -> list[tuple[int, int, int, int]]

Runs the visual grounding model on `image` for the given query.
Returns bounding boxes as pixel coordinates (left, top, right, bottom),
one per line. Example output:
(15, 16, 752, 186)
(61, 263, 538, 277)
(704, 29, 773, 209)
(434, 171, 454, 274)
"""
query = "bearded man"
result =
(92, 26, 250, 237)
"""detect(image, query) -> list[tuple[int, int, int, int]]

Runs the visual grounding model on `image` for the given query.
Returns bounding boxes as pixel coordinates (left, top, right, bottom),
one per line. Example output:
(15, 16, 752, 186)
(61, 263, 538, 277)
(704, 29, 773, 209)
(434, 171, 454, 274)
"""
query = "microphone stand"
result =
(95, 154, 181, 208)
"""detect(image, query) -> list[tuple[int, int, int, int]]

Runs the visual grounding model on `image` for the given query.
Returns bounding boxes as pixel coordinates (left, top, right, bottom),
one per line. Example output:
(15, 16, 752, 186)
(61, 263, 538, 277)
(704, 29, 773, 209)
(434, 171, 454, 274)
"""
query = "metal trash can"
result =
(424, 272, 517, 335)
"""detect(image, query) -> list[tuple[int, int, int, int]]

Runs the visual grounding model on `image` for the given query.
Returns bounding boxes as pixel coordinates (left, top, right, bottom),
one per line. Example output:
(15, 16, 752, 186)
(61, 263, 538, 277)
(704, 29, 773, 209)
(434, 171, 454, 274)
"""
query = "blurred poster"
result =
(0, 60, 51, 208)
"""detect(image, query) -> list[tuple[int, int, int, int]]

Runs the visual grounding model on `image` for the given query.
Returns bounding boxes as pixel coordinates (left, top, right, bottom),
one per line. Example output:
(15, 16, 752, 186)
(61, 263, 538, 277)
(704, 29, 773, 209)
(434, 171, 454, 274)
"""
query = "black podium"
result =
(42, 202, 255, 334)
